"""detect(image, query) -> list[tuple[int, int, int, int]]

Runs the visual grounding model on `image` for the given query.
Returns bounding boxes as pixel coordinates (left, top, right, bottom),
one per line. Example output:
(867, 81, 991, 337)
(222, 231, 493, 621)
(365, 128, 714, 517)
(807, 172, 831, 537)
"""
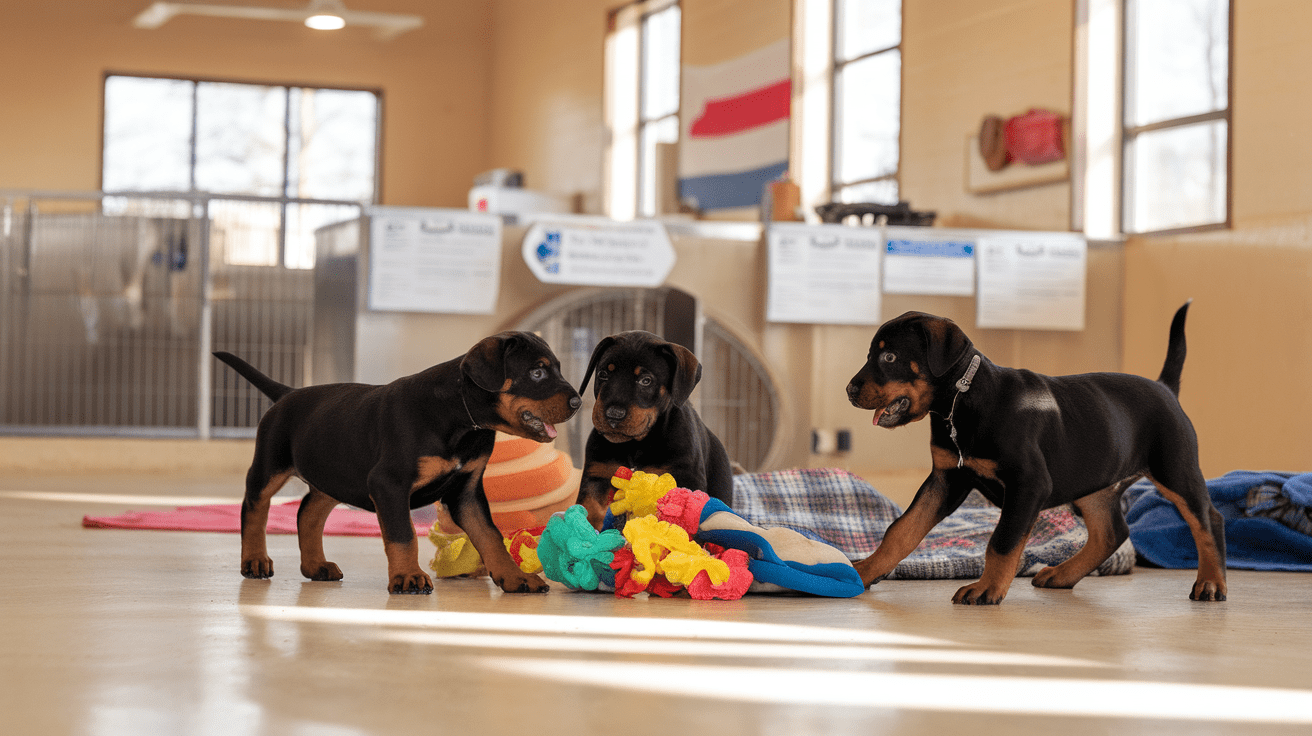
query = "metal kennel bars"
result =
(0, 190, 361, 438)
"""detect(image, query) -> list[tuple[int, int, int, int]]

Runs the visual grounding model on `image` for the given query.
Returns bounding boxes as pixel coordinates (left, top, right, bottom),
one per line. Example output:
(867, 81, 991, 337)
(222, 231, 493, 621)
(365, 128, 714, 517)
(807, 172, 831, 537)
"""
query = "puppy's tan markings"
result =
(241, 468, 296, 578)
(412, 457, 459, 491)
(1151, 480, 1228, 601)
(297, 487, 343, 581)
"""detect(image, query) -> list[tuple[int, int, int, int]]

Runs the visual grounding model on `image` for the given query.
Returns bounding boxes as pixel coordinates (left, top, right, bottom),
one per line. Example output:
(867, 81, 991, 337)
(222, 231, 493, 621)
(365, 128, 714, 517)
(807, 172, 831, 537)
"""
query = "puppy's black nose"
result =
(605, 405, 627, 422)
(569, 395, 581, 410)
(846, 381, 861, 402)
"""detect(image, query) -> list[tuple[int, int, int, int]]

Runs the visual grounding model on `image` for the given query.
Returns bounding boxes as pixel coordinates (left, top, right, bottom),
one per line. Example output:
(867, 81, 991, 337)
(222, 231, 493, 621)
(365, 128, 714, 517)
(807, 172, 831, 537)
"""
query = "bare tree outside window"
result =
(103, 75, 379, 268)
(637, 4, 681, 217)
(832, 0, 901, 205)
(1123, 0, 1230, 234)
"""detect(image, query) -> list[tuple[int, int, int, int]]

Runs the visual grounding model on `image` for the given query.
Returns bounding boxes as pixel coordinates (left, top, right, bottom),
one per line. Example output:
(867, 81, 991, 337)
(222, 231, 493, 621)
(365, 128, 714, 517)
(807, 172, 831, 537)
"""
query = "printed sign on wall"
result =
(367, 207, 501, 314)
(766, 222, 882, 325)
(882, 227, 976, 296)
(976, 233, 1087, 330)
(522, 218, 675, 287)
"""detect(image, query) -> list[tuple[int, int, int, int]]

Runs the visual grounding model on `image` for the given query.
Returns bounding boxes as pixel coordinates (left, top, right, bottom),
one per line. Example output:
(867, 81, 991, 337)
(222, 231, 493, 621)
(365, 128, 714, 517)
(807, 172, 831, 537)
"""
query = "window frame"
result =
(100, 71, 384, 204)
(1118, 0, 1232, 236)
(605, 0, 681, 221)
(829, 0, 903, 204)
(635, 3, 682, 218)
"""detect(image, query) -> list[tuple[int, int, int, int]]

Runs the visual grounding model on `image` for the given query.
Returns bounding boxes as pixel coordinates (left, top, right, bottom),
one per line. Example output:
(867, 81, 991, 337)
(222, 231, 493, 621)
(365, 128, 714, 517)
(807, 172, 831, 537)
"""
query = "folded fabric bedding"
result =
(732, 468, 1134, 580)
(1125, 471, 1312, 572)
(83, 499, 430, 537)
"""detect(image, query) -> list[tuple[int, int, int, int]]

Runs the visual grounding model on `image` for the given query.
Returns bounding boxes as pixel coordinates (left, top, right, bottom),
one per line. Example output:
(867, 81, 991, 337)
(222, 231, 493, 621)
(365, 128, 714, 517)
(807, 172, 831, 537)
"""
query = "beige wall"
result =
(901, 0, 1074, 231)
(486, 0, 611, 212)
(0, 0, 495, 208)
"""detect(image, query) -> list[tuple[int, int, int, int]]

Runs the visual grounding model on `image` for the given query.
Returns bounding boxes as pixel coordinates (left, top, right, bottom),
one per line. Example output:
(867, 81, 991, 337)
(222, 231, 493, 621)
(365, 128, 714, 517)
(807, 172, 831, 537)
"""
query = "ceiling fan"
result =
(133, 0, 424, 41)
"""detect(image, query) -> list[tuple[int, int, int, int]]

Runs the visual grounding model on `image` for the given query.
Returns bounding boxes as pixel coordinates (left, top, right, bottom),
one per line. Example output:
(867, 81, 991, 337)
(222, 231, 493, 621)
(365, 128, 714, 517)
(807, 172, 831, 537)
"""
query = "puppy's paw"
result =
(494, 570, 550, 594)
(389, 571, 434, 595)
(1032, 566, 1078, 589)
(853, 557, 891, 588)
(1190, 579, 1227, 602)
(302, 561, 344, 582)
(952, 580, 1009, 605)
(242, 556, 274, 579)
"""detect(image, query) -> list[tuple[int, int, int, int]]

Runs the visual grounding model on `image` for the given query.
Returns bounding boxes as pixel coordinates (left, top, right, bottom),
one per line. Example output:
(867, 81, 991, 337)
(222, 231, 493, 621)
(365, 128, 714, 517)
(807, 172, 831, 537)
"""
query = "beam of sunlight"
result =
(240, 604, 947, 647)
(0, 490, 253, 506)
(475, 657, 1312, 725)
(376, 629, 1103, 668)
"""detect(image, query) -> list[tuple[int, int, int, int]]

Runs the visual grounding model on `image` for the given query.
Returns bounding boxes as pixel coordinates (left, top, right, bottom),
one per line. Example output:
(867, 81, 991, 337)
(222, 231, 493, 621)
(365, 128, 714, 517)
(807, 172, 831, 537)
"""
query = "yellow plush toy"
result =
(608, 468, 678, 519)
(620, 515, 731, 588)
(428, 531, 486, 578)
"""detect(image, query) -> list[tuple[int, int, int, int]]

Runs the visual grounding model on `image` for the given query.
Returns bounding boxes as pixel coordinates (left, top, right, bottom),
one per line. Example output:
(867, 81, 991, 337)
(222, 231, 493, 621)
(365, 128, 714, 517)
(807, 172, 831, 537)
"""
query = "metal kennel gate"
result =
(0, 191, 361, 438)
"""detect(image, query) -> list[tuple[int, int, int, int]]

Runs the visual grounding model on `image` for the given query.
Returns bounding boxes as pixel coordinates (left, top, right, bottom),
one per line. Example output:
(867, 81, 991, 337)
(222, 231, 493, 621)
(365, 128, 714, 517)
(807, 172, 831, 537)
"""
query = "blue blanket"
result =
(1125, 471, 1312, 571)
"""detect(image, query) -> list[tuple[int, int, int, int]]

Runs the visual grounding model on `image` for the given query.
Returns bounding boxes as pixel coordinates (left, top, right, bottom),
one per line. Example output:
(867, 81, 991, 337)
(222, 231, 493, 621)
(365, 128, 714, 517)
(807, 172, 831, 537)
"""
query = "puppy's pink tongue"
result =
(873, 408, 884, 426)
(545, 423, 558, 439)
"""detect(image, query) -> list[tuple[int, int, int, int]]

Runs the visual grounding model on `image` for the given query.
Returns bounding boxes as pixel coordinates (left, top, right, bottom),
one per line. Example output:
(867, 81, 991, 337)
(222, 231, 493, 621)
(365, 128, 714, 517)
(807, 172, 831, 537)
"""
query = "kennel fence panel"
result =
(0, 192, 359, 437)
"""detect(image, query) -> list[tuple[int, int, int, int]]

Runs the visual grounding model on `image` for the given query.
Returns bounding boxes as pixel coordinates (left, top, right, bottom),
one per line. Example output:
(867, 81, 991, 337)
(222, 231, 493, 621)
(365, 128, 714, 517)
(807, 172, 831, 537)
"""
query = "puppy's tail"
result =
(1157, 301, 1191, 396)
(213, 352, 293, 402)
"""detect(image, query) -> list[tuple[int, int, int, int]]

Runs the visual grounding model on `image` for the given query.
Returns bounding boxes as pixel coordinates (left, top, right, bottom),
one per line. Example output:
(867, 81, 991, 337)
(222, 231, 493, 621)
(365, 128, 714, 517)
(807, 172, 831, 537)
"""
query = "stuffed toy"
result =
(429, 467, 865, 599)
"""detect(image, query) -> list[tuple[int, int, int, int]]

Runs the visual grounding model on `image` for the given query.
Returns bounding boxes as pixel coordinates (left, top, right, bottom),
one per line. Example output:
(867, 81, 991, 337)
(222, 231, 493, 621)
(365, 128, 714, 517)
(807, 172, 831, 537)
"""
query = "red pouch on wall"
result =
(1004, 109, 1066, 165)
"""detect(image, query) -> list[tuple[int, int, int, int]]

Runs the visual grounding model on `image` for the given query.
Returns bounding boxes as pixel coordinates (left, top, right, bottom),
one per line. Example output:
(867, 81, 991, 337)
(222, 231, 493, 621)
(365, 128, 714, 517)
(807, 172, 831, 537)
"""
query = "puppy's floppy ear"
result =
(461, 332, 517, 392)
(579, 335, 617, 396)
(658, 341, 701, 406)
(918, 316, 973, 378)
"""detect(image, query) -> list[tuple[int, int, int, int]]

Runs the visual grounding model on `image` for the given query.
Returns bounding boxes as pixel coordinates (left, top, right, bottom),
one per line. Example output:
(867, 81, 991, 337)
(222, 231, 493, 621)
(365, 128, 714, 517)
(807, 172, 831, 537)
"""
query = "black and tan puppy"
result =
(575, 330, 733, 528)
(213, 331, 580, 594)
(846, 303, 1226, 605)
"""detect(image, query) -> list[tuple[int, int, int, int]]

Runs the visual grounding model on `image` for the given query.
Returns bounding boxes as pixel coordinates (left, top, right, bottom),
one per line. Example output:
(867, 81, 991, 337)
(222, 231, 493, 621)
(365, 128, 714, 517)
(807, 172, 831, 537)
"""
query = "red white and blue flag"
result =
(679, 39, 791, 212)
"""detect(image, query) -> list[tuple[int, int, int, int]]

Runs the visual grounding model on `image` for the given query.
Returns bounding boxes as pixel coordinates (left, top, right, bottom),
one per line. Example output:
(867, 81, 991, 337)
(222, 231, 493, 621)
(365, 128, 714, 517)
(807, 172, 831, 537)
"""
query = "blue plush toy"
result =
(693, 498, 866, 598)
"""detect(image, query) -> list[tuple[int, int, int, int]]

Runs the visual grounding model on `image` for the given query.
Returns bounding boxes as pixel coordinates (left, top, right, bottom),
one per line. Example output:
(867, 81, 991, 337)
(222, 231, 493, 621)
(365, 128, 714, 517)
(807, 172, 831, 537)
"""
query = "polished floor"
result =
(3, 471, 1312, 736)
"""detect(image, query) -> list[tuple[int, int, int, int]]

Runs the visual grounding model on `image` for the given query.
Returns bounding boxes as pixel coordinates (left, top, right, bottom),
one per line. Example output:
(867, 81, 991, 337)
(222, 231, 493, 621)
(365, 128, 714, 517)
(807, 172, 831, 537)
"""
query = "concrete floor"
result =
(3, 470, 1312, 736)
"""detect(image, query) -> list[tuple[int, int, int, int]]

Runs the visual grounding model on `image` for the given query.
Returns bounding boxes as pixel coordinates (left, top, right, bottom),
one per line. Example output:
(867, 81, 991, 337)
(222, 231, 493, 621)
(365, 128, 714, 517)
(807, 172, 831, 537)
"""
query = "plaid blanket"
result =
(732, 468, 1134, 580)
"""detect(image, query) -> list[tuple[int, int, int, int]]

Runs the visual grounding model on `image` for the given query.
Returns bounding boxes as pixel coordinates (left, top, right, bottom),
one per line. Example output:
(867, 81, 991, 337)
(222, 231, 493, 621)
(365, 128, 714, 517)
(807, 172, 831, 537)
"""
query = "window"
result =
(1122, 0, 1230, 233)
(103, 74, 379, 266)
(638, 5, 681, 217)
(606, 1, 681, 220)
(832, 0, 901, 204)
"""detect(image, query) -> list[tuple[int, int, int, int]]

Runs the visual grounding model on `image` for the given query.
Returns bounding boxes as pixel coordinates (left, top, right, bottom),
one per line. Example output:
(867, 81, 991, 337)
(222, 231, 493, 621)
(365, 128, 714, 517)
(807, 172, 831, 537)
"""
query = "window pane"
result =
(1126, 0, 1228, 127)
(195, 82, 287, 196)
(1126, 120, 1227, 232)
(835, 50, 900, 185)
(284, 202, 359, 269)
(289, 88, 378, 202)
(838, 178, 898, 205)
(638, 115, 679, 217)
(103, 76, 194, 192)
(641, 5, 681, 121)
(837, 0, 900, 62)
(211, 199, 281, 266)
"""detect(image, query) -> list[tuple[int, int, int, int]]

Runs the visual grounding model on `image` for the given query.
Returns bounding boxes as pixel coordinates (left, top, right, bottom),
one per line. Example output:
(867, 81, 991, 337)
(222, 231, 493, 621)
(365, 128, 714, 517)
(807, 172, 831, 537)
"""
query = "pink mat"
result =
(82, 500, 430, 537)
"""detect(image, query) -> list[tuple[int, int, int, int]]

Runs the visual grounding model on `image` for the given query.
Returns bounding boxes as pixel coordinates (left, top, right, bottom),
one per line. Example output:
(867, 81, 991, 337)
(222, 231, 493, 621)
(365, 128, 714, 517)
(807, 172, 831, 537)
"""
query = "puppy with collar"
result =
(846, 303, 1226, 604)
(214, 331, 580, 594)
(575, 331, 734, 528)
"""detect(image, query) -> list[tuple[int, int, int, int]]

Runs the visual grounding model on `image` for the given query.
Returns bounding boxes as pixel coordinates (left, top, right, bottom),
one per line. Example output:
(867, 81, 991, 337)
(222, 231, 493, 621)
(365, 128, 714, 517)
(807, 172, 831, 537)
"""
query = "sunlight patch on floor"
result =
(378, 629, 1101, 668)
(475, 657, 1312, 724)
(241, 604, 948, 647)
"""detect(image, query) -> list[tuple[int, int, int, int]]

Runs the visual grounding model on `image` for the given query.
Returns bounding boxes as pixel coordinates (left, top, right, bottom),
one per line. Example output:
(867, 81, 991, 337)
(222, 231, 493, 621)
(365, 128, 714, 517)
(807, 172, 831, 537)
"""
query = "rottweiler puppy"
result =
(846, 303, 1226, 604)
(575, 330, 733, 527)
(214, 331, 580, 594)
